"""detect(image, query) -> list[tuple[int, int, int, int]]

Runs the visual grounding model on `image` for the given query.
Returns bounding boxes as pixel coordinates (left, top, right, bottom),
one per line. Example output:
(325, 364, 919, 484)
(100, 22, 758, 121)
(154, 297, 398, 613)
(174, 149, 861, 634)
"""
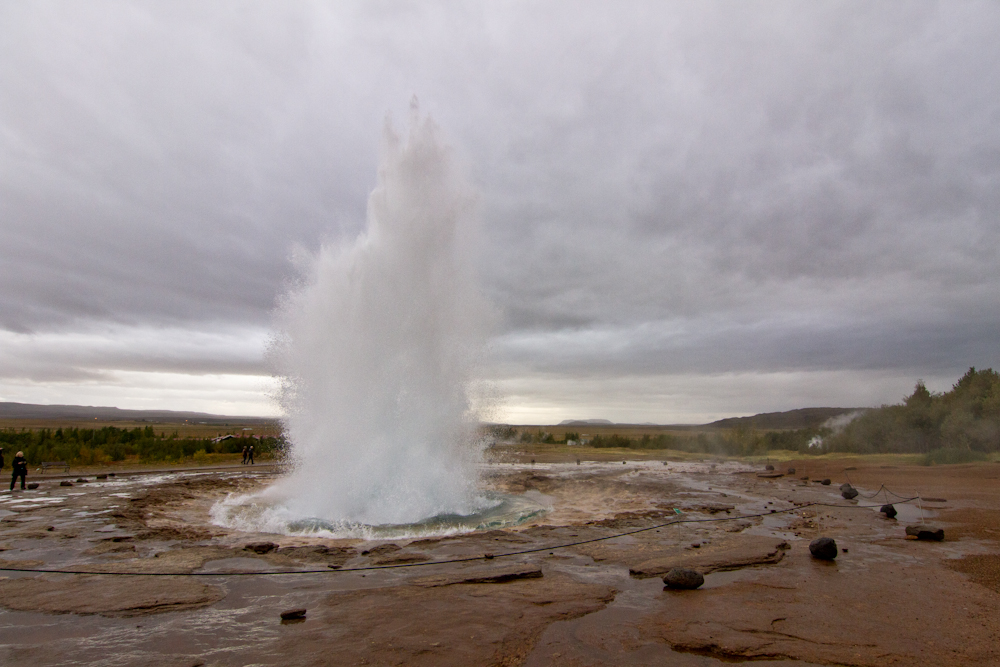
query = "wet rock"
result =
(841, 485, 859, 500)
(663, 568, 704, 590)
(96, 474, 108, 480)
(76, 478, 88, 483)
(809, 537, 838, 560)
(880, 504, 898, 519)
(245, 542, 278, 554)
(414, 564, 543, 587)
(905, 525, 944, 541)
(820, 479, 831, 485)
(26, 483, 39, 490)
(839, 482, 852, 491)
(60, 481, 73, 487)
(764, 464, 774, 471)
(280, 608, 307, 620)
(787, 467, 796, 474)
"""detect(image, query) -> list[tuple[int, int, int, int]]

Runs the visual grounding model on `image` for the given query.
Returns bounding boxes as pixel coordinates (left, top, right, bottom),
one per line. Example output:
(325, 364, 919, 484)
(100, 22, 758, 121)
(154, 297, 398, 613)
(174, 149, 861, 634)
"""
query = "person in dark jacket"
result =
(241, 445, 248, 465)
(10, 451, 27, 491)
(0, 447, 5, 471)
(246, 444, 254, 465)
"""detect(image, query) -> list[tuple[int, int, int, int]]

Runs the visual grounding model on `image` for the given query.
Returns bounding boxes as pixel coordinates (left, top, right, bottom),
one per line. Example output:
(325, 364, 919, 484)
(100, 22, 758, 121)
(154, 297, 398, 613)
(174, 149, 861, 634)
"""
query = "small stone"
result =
(905, 525, 944, 541)
(809, 537, 838, 560)
(245, 542, 278, 554)
(787, 467, 796, 474)
(108, 473, 116, 477)
(841, 485, 859, 500)
(280, 608, 306, 620)
(880, 504, 897, 519)
(765, 464, 774, 471)
(60, 481, 74, 487)
(663, 568, 704, 590)
(820, 479, 831, 485)
(96, 474, 108, 480)
(691, 543, 700, 548)
(839, 482, 852, 491)
(26, 483, 39, 490)
(76, 478, 88, 483)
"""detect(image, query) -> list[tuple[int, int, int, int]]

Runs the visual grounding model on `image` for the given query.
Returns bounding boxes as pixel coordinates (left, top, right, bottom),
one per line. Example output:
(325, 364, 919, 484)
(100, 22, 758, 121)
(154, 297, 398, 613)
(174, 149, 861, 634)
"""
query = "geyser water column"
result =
(268, 109, 493, 528)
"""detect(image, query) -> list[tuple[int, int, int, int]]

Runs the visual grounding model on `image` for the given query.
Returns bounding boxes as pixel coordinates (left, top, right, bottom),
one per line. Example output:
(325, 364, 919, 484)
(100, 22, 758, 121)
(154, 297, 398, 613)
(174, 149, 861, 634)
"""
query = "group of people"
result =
(0, 448, 29, 491)
(241, 444, 255, 465)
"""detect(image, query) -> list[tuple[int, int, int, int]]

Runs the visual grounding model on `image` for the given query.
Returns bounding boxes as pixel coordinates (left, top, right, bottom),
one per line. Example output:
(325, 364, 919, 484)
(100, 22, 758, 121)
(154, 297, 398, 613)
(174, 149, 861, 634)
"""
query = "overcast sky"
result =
(2, 1, 998, 423)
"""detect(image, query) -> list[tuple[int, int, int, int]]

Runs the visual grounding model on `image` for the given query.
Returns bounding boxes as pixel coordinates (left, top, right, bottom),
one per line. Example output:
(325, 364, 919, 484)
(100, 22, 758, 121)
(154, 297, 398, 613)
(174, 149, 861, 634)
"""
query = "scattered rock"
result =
(244, 542, 278, 554)
(76, 478, 88, 483)
(26, 483, 38, 490)
(905, 525, 944, 541)
(280, 608, 307, 620)
(923, 497, 947, 503)
(809, 537, 838, 560)
(108, 473, 116, 477)
(820, 479, 831, 485)
(757, 472, 784, 478)
(764, 464, 774, 471)
(787, 467, 796, 474)
(96, 474, 108, 480)
(663, 568, 704, 590)
(841, 485, 859, 500)
(60, 481, 73, 487)
(880, 504, 898, 519)
(839, 482, 852, 491)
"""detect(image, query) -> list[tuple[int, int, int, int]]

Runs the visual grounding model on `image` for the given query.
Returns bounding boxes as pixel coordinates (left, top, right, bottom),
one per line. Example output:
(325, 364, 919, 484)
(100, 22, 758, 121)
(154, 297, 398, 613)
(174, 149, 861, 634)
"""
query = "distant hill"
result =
(0, 402, 275, 424)
(707, 407, 864, 430)
(558, 418, 614, 426)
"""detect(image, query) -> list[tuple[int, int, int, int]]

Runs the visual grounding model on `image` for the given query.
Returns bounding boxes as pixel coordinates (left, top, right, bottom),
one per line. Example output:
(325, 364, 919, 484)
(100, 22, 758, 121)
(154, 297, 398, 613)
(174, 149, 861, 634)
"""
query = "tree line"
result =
(0, 425, 285, 466)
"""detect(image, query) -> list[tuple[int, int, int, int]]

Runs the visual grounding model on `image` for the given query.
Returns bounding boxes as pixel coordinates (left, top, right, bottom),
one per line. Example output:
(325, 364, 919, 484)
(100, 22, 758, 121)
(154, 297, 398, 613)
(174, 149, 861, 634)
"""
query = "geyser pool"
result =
(214, 107, 521, 536)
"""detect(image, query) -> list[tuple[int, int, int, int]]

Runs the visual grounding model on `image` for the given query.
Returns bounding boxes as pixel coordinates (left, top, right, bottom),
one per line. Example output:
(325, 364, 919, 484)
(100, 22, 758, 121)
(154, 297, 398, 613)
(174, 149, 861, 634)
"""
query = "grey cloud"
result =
(2, 1, 998, 416)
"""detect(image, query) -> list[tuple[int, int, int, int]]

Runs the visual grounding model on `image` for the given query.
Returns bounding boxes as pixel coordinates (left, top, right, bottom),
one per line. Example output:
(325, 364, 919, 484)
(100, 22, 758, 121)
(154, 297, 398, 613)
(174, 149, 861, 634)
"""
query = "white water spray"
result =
(229, 108, 502, 532)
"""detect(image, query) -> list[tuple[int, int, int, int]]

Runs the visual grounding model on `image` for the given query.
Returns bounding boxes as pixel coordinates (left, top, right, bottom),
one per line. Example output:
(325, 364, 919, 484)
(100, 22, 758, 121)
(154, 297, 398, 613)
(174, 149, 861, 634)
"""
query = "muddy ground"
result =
(0, 457, 998, 666)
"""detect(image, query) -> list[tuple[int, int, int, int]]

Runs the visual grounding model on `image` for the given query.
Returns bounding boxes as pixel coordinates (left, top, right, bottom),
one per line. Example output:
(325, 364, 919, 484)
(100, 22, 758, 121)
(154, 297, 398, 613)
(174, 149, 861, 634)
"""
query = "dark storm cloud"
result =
(1, 1, 998, 416)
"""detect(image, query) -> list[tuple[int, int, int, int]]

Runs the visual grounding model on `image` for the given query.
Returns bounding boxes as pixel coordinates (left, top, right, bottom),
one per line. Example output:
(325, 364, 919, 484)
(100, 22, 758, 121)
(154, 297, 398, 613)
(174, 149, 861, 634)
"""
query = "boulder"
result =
(245, 542, 278, 554)
(820, 478, 831, 485)
(764, 464, 774, 471)
(880, 504, 897, 519)
(96, 474, 108, 480)
(662, 568, 704, 590)
(905, 525, 944, 541)
(841, 486, 859, 500)
(26, 483, 39, 490)
(280, 608, 307, 621)
(809, 537, 838, 560)
(839, 482, 852, 491)
(787, 467, 796, 474)
(76, 478, 88, 483)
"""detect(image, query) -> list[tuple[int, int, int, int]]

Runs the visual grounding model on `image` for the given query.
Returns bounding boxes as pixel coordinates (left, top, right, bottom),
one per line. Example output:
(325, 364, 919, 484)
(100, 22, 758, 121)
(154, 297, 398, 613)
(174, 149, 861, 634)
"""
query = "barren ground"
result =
(0, 456, 998, 666)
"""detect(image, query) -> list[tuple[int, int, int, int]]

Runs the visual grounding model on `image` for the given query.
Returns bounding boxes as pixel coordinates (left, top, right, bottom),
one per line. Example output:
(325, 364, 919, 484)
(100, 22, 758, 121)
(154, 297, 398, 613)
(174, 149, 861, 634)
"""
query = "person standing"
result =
(0, 447, 5, 471)
(10, 451, 27, 491)
(247, 444, 254, 465)
(241, 445, 248, 465)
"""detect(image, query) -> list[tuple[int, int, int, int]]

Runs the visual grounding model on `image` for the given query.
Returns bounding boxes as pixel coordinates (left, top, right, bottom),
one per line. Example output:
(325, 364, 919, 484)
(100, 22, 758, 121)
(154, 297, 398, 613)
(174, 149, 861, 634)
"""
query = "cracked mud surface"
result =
(0, 459, 997, 665)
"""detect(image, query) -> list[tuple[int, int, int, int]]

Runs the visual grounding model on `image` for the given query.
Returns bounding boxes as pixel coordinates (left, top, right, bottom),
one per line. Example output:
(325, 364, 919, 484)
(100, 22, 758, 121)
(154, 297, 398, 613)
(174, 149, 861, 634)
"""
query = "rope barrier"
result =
(0, 495, 920, 578)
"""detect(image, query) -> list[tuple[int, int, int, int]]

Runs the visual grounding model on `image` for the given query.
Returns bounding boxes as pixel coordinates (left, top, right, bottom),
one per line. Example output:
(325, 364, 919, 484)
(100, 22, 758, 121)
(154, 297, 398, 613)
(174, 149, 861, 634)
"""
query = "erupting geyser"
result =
(212, 107, 530, 537)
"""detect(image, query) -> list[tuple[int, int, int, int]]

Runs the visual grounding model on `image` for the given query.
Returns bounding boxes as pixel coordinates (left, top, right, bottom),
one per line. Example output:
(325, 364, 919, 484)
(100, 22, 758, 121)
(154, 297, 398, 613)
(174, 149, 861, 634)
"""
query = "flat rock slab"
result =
(630, 535, 788, 578)
(412, 564, 543, 587)
(756, 472, 784, 479)
(0, 575, 224, 616)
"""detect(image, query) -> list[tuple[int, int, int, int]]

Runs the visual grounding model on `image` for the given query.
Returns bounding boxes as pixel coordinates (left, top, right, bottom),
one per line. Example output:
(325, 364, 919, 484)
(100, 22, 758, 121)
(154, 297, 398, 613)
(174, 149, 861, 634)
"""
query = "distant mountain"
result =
(707, 407, 864, 430)
(558, 419, 614, 426)
(0, 402, 274, 424)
